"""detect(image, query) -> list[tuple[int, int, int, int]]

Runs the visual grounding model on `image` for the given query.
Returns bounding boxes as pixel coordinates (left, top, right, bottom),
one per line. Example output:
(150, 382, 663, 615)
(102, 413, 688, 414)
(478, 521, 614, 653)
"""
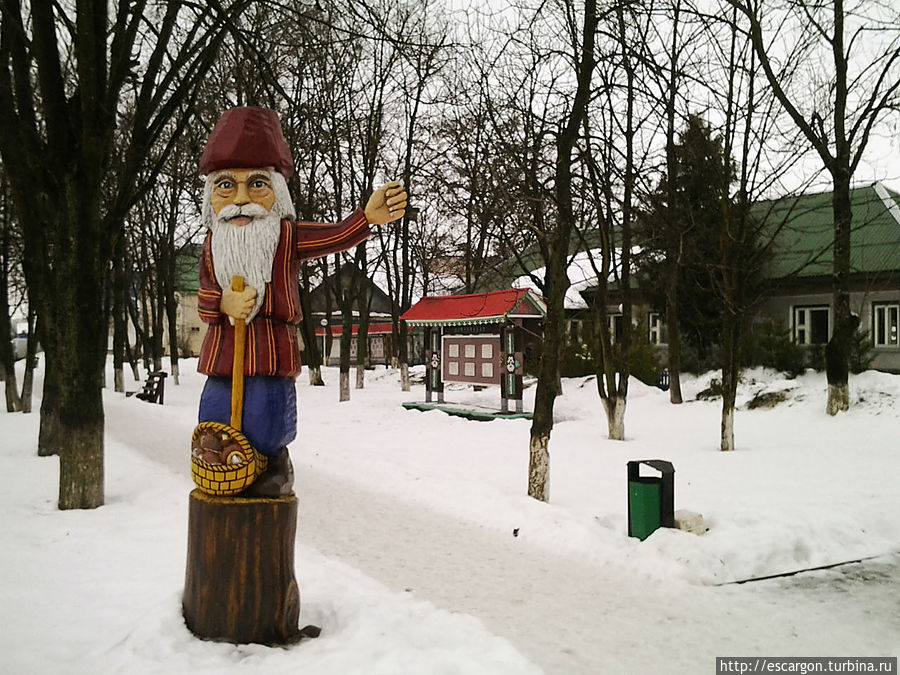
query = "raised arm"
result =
(295, 181, 407, 261)
(295, 207, 372, 261)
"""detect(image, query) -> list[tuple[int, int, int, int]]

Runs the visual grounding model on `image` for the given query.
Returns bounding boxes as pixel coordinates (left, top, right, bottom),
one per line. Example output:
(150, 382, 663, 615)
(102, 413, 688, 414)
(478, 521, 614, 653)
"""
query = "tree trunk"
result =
(3, 364, 21, 412)
(400, 362, 410, 391)
(297, 262, 322, 383)
(398, 320, 411, 392)
(123, 307, 141, 382)
(826, 383, 850, 415)
(721, 406, 735, 452)
(825, 172, 853, 415)
(528, 0, 596, 503)
(54, 300, 107, 509)
(662, 5, 684, 407)
(57, 421, 104, 510)
(38, 353, 61, 457)
(20, 367, 34, 413)
(183, 491, 301, 645)
(44, 213, 110, 508)
(166, 288, 180, 385)
(19, 306, 37, 413)
(720, 315, 740, 452)
(665, 279, 683, 404)
(529, 267, 566, 502)
(355, 308, 369, 390)
(307, 365, 324, 387)
(112, 239, 127, 393)
(0, 230, 21, 411)
(339, 370, 350, 403)
(602, 396, 626, 441)
(527, 433, 550, 502)
(339, 310, 352, 402)
(594, 0, 635, 441)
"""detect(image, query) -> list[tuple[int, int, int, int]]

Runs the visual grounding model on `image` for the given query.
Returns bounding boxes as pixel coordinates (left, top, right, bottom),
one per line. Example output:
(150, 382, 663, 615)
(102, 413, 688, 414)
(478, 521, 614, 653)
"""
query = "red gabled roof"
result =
(400, 288, 546, 326)
(314, 322, 397, 336)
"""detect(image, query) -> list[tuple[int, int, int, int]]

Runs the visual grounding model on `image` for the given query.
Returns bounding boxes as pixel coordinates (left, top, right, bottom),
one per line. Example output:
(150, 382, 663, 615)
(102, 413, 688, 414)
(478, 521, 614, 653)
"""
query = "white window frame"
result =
(792, 305, 830, 345)
(648, 312, 667, 345)
(606, 314, 624, 345)
(872, 302, 899, 348)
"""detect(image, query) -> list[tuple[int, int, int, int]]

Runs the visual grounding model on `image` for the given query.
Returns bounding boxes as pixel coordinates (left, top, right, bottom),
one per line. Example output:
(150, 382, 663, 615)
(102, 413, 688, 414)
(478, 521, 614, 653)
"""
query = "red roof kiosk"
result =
(400, 288, 547, 416)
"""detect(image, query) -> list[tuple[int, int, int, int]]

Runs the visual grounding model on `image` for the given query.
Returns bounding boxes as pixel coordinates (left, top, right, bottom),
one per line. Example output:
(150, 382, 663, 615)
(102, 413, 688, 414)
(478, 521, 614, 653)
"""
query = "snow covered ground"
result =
(1, 359, 898, 674)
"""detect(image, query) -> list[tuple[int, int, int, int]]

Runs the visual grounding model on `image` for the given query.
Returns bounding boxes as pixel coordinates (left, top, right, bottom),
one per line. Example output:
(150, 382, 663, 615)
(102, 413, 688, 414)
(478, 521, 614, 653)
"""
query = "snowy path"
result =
(98, 364, 900, 674)
(296, 465, 900, 674)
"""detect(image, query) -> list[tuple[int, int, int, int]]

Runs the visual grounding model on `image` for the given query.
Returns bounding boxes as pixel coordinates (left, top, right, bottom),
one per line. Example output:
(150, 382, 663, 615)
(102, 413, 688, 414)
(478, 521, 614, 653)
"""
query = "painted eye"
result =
(250, 179, 269, 189)
(216, 179, 234, 190)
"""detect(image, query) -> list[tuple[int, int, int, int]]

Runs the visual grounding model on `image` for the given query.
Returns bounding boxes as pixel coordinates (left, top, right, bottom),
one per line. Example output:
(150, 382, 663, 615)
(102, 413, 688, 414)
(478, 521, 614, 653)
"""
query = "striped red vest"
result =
(197, 208, 370, 377)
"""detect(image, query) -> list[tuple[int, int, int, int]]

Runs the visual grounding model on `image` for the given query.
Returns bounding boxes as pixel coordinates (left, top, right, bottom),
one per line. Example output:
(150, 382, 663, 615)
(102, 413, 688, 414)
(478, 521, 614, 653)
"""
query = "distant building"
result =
(753, 182, 900, 372)
(173, 243, 205, 357)
(580, 182, 900, 372)
(306, 267, 402, 366)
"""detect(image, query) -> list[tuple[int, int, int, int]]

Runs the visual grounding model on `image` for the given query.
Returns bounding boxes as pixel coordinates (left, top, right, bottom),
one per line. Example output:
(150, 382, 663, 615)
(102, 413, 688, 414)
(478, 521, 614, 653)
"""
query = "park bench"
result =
(128, 370, 167, 404)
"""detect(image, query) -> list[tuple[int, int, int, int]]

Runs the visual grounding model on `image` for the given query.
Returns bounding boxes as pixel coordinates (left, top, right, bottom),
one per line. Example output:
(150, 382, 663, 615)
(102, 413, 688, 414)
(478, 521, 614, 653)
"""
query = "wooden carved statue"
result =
(183, 106, 406, 644)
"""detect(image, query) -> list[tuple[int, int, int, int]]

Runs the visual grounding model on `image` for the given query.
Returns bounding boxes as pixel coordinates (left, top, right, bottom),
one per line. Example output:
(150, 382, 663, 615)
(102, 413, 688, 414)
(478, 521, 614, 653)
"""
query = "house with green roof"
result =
(172, 243, 204, 357)
(755, 182, 900, 372)
(553, 182, 900, 374)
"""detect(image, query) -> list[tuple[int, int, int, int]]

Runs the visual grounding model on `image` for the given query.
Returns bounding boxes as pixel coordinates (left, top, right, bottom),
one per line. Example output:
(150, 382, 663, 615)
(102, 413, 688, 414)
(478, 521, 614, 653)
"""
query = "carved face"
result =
(209, 168, 276, 226)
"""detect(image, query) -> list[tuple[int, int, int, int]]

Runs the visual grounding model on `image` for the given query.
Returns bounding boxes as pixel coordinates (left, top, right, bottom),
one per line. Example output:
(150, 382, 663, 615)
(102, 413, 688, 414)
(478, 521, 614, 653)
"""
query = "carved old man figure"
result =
(196, 106, 406, 497)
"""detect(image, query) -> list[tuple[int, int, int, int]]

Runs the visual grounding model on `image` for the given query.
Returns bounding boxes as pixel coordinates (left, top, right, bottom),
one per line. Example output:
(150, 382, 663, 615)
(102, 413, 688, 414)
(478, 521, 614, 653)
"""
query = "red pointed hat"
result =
(199, 107, 293, 179)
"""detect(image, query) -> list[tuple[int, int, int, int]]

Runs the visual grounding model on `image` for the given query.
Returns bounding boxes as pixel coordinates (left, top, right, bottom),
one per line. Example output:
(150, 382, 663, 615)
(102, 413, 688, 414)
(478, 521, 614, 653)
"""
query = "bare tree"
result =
(0, 0, 254, 509)
(655, 0, 693, 404)
(0, 169, 23, 412)
(582, 0, 659, 441)
(725, 0, 900, 415)
(511, 0, 599, 502)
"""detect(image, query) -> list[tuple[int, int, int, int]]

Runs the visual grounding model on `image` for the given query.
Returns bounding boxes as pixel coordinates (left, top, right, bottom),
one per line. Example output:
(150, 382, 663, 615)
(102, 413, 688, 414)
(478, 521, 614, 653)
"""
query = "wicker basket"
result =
(191, 421, 268, 496)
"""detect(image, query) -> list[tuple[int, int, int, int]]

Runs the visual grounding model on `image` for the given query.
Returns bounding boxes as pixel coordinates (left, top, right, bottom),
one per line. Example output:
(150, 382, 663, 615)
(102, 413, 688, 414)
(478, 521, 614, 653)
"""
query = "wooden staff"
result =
(184, 273, 303, 645)
(231, 275, 246, 431)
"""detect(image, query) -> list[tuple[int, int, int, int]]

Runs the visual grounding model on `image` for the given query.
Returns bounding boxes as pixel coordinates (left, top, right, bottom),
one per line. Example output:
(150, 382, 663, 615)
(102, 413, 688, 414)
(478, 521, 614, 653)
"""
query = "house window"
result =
(793, 305, 830, 345)
(607, 314, 624, 344)
(872, 302, 899, 347)
(648, 312, 667, 345)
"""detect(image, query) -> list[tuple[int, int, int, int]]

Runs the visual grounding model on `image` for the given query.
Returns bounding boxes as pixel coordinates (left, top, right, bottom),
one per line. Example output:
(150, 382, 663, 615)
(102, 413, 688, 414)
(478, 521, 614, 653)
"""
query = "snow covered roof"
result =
(400, 288, 547, 327)
(511, 249, 601, 311)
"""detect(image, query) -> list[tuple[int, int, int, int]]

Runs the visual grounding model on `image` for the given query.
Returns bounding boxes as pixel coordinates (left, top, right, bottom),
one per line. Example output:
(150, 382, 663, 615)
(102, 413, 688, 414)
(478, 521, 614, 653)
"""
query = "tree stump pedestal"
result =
(183, 489, 301, 644)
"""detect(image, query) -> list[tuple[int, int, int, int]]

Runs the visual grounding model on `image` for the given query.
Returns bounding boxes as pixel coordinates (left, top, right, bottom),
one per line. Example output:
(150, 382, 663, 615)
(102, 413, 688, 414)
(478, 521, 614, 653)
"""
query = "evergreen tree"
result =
(635, 115, 732, 369)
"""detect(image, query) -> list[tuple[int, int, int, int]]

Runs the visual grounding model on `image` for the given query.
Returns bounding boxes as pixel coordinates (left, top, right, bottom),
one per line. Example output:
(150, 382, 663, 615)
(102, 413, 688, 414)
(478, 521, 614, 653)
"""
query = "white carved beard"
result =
(209, 204, 282, 323)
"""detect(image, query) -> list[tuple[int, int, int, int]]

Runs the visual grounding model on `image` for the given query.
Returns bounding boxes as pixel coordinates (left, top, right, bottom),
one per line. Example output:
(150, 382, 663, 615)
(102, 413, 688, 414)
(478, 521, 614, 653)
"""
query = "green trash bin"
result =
(627, 460, 675, 540)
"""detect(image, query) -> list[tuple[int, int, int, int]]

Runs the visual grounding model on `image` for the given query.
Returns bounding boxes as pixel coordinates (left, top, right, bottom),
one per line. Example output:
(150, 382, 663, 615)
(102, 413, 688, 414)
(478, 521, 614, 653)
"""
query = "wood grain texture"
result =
(230, 275, 246, 431)
(183, 490, 301, 644)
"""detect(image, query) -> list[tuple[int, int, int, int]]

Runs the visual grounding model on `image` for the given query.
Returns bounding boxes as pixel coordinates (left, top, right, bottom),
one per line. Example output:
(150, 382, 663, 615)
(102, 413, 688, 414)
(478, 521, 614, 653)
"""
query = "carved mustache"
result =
(217, 203, 270, 222)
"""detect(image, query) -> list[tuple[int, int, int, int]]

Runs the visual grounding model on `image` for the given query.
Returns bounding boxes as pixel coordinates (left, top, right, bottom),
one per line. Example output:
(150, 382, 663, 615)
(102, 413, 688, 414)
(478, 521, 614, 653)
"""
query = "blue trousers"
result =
(198, 376, 297, 457)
